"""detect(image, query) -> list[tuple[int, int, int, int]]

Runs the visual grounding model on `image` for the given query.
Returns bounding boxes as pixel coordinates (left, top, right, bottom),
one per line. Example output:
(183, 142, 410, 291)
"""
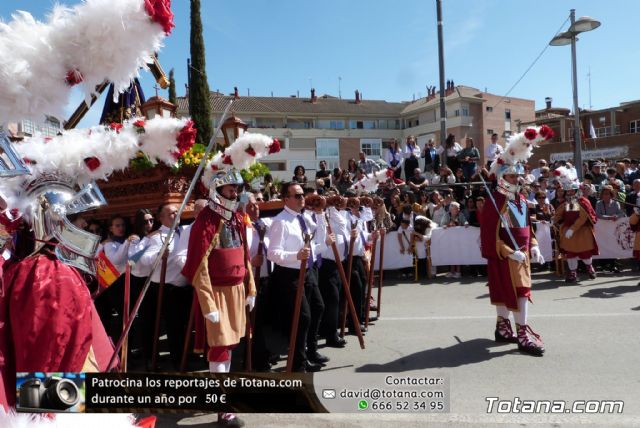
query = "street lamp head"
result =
(570, 16, 601, 33)
(549, 31, 573, 46)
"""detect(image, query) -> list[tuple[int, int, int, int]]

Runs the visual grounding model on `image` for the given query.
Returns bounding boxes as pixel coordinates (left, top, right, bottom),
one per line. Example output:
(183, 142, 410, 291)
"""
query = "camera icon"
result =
(18, 376, 80, 411)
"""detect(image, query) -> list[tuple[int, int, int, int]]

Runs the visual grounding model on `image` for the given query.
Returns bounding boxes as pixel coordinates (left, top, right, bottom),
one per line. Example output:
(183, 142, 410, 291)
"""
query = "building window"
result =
(505, 109, 511, 120)
(454, 109, 460, 117)
(349, 120, 376, 129)
(462, 106, 469, 116)
(360, 139, 382, 159)
(317, 119, 344, 129)
(630, 120, 640, 134)
(316, 138, 340, 169)
(261, 161, 287, 171)
(486, 106, 493, 112)
(487, 129, 494, 135)
(593, 126, 621, 138)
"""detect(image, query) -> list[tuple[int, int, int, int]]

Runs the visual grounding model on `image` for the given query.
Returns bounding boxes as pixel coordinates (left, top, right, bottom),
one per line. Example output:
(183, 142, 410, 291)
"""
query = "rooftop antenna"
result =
(339, 76, 342, 99)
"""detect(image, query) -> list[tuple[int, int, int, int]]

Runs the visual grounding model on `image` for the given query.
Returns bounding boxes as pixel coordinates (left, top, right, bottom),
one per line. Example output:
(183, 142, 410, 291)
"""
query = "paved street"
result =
(156, 269, 640, 427)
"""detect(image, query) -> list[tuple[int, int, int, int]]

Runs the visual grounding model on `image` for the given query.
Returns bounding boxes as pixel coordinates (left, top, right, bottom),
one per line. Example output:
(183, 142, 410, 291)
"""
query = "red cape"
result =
(1, 252, 114, 373)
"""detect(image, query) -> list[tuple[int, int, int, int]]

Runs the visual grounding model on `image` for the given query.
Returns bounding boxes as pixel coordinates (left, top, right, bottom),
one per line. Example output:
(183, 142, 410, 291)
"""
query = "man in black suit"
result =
(422, 139, 441, 179)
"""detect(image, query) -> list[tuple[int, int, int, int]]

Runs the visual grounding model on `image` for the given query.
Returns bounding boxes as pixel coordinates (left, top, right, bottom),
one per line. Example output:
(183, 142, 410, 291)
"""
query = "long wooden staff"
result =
(326, 212, 365, 349)
(286, 234, 311, 372)
(339, 221, 357, 338)
(179, 293, 197, 372)
(120, 262, 132, 372)
(376, 228, 386, 317)
(364, 229, 378, 328)
(150, 250, 168, 371)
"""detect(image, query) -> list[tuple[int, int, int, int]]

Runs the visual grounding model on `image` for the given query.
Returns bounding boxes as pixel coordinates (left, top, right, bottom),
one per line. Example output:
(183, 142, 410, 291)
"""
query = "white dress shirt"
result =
(103, 239, 130, 274)
(348, 212, 370, 257)
(485, 143, 504, 162)
(138, 224, 189, 286)
(385, 147, 404, 168)
(404, 144, 421, 160)
(128, 236, 152, 278)
(319, 207, 350, 262)
(267, 206, 326, 269)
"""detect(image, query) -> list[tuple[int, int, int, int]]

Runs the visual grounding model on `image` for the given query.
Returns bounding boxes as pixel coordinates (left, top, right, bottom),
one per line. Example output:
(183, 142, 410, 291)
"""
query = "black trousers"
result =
(270, 264, 322, 368)
(95, 274, 125, 344)
(319, 258, 343, 340)
(345, 256, 367, 324)
(164, 284, 194, 369)
(251, 277, 276, 370)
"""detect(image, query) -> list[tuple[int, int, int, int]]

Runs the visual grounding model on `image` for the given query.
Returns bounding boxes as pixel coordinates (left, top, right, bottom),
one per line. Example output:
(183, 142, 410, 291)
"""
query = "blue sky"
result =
(1, 0, 638, 127)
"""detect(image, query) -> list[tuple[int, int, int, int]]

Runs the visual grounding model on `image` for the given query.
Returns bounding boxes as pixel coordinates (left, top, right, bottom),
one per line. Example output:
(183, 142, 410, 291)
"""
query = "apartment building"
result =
(526, 97, 640, 164)
(176, 85, 535, 179)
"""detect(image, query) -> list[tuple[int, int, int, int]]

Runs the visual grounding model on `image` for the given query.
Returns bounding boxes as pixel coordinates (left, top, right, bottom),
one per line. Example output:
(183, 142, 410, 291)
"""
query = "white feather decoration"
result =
(0, 409, 139, 428)
(0, 116, 194, 218)
(201, 132, 279, 187)
(489, 126, 554, 177)
(350, 169, 391, 194)
(0, 0, 169, 124)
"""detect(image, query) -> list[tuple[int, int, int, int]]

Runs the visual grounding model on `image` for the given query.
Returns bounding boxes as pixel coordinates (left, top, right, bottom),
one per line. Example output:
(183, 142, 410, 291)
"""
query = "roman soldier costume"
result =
(480, 126, 553, 356)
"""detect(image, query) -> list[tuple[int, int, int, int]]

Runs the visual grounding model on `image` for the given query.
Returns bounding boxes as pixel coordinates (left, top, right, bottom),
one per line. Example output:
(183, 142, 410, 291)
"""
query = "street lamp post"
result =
(549, 9, 601, 180)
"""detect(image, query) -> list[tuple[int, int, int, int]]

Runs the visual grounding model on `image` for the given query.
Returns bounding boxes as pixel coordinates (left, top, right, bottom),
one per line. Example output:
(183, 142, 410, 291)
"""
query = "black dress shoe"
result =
(293, 360, 322, 373)
(308, 351, 330, 365)
(325, 337, 347, 348)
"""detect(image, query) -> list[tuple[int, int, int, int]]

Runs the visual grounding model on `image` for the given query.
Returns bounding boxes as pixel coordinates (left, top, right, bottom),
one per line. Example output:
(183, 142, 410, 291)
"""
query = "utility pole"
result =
(436, 0, 447, 168)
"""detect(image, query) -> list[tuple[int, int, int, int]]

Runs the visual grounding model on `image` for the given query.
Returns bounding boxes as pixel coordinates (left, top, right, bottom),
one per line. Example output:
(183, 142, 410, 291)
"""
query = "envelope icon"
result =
(322, 389, 336, 399)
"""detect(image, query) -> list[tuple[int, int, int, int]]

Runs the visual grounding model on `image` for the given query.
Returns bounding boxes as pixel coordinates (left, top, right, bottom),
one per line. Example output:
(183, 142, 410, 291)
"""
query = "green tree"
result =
(189, 0, 213, 146)
(168, 68, 177, 105)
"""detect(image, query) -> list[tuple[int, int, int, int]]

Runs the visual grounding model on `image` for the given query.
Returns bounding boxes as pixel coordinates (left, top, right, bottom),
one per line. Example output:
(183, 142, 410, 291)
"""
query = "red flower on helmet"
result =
(143, 0, 175, 35)
(245, 146, 256, 157)
(268, 138, 281, 154)
(539, 124, 554, 140)
(524, 128, 537, 140)
(211, 164, 219, 171)
(386, 168, 394, 178)
(109, 123, 123, 133)
(222, 155, 233, 165)
(176, 120, 197, 155)
(84, 157, 101, 171)
(65, 69, 83, 86)
(497, 158, 505, 165)
(553, 169, 562, 176)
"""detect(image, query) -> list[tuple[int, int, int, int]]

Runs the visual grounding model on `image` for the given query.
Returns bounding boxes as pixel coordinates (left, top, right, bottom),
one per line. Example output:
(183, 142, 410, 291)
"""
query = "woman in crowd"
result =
(262, 173, 277, 200)
(444, 134, 462, 173)
(426, 191, 441, 219)
(336, 169, 353, 194)
(127, 208, 156, 361)
(439, 201, 467, 278)
(404, 136, 421, 182)
(413, 191, 430, 216)
(550, 187, 565, 209)
(292, 165, 308, 184)
(595, 185, 625, 273)
(386, 139, 404, 179)
(458, 137, 480, 182)
(347, 158, 358, 180)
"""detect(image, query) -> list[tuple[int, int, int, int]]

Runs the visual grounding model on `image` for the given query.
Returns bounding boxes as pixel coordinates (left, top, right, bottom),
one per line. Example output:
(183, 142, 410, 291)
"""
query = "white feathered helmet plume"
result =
(350, 168, 393, 194)
(489, 125, 554, 179)
(489, 125, 554, 197)
(0, 116, 196, 274)
(201, 131, 281, 218)
(0, 0, 174, 124)
(552, 165, 580, 191)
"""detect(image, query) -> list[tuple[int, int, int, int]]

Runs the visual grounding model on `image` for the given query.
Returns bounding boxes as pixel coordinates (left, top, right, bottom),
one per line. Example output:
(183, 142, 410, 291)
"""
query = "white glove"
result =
(564, 229, 574, 239)
(508, 250, 526, 264)
(245, 296, 256, 311)
(530, 245, 544, 264)
(205, 311, 220, 324)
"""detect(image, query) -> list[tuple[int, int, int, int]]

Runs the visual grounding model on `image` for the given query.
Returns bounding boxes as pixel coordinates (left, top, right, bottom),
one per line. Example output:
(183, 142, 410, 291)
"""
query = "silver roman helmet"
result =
(26, 175, 106, 274)
(209, 169, 244, 220)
